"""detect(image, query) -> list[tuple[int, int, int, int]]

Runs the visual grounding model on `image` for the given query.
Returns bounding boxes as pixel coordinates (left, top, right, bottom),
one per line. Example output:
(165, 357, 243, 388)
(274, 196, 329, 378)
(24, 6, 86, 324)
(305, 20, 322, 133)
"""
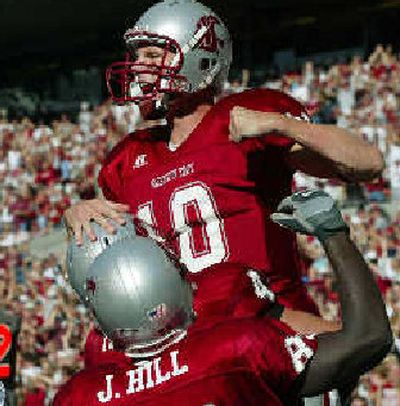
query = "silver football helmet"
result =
(86, 237, 194, 358)
(66, 216, 136, 302)
(106, 0, 232, 103)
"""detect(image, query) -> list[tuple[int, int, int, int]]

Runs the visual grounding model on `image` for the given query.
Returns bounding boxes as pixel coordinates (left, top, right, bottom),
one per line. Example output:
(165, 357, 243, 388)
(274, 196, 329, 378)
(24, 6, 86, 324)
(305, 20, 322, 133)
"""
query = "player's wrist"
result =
(307, 204, 349, 243)
(277, 114, 308, 141)
(318, 228, 350, 245)
(275, 114, 289, 133)
(264, 113, 286, 134)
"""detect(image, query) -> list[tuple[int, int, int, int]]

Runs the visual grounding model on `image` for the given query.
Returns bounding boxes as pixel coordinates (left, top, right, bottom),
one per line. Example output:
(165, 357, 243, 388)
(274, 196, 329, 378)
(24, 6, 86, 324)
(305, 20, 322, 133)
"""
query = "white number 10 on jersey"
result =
(137, 182, 229, 273)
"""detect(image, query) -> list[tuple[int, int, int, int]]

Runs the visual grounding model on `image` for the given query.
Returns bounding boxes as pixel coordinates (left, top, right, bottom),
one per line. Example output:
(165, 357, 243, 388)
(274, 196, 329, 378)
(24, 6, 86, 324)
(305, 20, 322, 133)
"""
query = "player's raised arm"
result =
(229, 105, 384, 181)
(271, 190, 392, 396)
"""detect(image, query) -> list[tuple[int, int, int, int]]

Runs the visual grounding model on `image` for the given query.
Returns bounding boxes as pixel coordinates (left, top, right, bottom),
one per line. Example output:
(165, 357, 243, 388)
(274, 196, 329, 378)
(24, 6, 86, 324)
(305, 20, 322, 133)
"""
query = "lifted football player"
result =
(64, 0, 383, 371)
(65, 0, 384, 311)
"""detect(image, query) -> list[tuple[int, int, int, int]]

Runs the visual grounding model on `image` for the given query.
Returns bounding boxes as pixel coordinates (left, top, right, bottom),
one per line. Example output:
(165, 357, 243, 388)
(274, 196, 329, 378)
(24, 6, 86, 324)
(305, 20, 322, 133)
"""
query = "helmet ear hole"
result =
(200, 58, 210, 71)
(199, 58, 217, 71)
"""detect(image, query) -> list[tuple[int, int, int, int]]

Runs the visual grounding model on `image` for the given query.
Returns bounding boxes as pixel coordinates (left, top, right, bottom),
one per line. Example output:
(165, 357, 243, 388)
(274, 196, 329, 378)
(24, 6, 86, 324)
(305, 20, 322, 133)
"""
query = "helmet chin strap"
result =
(139, 97, 168, 121)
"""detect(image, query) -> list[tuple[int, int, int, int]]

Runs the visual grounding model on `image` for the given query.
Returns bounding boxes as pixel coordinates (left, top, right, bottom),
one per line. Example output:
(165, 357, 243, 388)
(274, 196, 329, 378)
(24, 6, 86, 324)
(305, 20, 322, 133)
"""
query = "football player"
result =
(64, 0, 383, 360)
(54, 190, 392, 405)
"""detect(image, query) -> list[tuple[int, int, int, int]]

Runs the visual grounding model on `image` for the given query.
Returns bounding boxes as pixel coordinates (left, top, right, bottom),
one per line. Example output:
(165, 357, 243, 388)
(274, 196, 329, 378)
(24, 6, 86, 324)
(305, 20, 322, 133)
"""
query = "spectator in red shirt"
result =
(35, 159, 58, 186)
(23, 383, 46, 406)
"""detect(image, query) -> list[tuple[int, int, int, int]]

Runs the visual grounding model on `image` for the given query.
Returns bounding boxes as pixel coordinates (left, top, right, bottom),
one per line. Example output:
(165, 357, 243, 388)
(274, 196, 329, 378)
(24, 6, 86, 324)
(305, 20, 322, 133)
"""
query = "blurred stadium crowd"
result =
(0, 44, 399, 404)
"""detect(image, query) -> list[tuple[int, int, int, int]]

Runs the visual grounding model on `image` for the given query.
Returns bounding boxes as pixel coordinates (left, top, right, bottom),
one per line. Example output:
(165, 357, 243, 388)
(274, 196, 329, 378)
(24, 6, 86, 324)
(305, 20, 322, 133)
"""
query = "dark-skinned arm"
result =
(271, 190, 392, 397)
(299, 231, 392, 396)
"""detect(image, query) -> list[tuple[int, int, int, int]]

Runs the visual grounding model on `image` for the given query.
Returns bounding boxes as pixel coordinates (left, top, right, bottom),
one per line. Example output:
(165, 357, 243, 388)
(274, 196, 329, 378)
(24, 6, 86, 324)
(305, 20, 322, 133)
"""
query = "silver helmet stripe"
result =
(199, 61, 221, 89)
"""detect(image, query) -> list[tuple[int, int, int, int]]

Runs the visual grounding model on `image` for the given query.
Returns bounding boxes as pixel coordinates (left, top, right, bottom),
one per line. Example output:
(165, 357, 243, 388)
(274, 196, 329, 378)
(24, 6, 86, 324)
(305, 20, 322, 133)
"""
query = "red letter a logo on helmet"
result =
(197, 16, 223, 53)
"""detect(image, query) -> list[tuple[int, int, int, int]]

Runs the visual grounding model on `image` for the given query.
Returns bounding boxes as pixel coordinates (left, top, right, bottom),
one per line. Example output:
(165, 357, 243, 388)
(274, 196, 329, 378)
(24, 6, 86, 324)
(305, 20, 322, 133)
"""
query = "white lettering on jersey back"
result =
(97, 350, 189, 403)
(133, 154, 148, 169)
(170, 350, 189, 376)
(101, 337, 114, 352)
(132, 360, 155, 390)
(154, 357, 171, 385)
(284, 336, 314, 374)
(97, 375, 114, 403)
(247, 270, 275, 301)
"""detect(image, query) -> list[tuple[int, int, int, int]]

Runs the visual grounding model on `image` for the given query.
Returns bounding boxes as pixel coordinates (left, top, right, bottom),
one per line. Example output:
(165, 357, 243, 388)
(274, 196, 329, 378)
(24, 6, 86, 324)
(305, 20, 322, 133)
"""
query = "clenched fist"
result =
(229, 106, 284, 143)
(64, 199, 130, 245)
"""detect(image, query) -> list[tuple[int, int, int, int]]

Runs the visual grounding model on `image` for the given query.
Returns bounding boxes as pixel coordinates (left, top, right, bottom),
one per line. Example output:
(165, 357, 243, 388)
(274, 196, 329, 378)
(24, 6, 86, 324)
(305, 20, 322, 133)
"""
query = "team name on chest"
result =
(97, 350, 189, 403)
(151, 163, 195, 188)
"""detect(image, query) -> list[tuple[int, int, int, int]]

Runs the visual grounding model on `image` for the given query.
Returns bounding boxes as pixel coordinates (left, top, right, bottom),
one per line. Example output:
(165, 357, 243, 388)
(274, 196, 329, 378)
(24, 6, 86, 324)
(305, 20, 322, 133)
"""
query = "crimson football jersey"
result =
(98, 89, 316, 313)
(54, 317, 317, 406)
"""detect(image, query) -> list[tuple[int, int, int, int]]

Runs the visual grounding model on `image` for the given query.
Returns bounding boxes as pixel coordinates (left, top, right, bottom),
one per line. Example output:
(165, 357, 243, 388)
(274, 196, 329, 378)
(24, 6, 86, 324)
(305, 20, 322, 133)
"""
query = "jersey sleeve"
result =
(244, 318, 318, 400)
(218, 88, 310, 152)
(53, 377, 80, 406)
(97, 134, 136, 203)
(98, 164, 119, 202)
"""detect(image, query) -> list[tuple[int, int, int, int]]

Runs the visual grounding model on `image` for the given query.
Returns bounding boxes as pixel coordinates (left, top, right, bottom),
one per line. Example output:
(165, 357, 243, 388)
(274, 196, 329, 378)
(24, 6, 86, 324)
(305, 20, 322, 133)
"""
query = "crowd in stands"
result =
(269, 44, 400, 205)
(0, 104, 123, 402)
(0, 44, 399, 404)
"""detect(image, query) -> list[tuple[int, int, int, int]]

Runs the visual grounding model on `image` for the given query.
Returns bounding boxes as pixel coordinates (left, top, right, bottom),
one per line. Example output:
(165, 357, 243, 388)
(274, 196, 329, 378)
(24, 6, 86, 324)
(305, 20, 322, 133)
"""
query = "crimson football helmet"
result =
(106, 0, 232, 104)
